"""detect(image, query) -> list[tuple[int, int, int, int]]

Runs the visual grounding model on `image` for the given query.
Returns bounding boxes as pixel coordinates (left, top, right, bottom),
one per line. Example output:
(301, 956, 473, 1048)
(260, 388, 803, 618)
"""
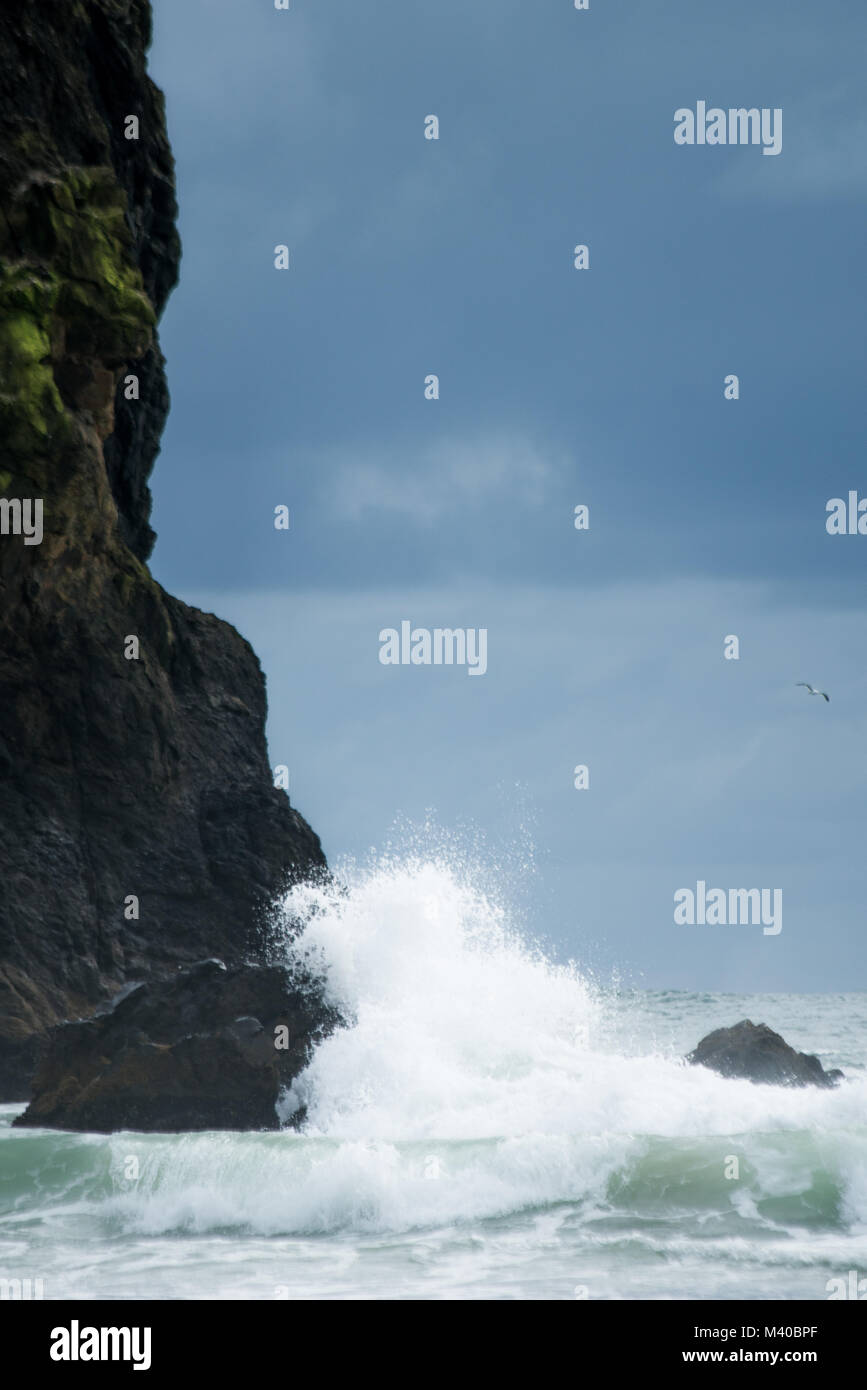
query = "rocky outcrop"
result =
(14, 958, 341, 1133)
(688, 1020, 843, 1089)
(0, 1, 326, 1099)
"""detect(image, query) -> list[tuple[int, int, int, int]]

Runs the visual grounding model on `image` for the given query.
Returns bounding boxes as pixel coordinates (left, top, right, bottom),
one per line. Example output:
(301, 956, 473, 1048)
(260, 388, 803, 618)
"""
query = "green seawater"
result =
(1, 989, 865, 1301)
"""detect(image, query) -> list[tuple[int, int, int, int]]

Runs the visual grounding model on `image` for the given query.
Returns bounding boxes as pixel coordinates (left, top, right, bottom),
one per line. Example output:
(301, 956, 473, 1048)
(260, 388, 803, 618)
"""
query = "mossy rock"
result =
(0, 167, 154, 457)
(0, 268, 69, 455)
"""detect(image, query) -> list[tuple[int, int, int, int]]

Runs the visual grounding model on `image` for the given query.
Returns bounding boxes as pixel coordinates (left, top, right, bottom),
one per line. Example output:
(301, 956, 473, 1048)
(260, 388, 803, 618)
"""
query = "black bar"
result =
(4, 1300, 861, 1375)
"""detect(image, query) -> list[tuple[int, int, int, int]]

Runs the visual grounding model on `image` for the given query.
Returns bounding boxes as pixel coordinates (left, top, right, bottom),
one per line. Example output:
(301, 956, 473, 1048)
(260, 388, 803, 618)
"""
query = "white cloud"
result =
(328, 433, 561, 524)
(714, 96, 867, 201)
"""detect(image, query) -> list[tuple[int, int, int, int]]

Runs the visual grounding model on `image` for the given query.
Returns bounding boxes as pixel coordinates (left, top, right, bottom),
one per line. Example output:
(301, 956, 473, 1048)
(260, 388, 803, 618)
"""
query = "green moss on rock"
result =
(0, 166, 154, 460)
(0, 267, 69, 456)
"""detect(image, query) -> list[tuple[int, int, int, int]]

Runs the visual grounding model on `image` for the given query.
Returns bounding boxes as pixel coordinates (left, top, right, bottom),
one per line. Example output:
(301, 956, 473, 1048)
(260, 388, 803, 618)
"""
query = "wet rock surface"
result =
(688, 1019, 843, 1089)
(14, 959, 342, 1132)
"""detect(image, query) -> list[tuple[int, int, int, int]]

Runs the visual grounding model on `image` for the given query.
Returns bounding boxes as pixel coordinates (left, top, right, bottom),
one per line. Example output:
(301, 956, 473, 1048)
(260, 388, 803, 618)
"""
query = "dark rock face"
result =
(0, 1, 326, 1099)
(688, 1020, 843, 1089)
(0, 0, 177, 562)
(14, 959, 341, 1133)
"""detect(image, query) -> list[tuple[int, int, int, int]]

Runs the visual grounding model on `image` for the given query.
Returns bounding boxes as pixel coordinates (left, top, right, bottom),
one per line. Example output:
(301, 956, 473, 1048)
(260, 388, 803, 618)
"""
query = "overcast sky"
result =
(147, 0, 867, 991)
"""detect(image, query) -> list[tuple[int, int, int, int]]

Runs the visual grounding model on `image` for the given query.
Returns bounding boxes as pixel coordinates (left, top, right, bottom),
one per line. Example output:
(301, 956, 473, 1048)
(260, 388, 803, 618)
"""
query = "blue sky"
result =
(147, 0, 867, 991)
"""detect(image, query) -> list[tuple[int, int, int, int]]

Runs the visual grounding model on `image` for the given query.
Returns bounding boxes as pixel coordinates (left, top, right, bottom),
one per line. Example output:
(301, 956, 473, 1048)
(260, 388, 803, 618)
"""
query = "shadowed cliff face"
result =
(0, 0, 326, 1098)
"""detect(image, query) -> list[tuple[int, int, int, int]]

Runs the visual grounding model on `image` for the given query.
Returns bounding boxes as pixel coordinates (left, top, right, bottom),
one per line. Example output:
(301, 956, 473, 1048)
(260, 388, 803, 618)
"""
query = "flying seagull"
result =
(796, 683, 829, 702)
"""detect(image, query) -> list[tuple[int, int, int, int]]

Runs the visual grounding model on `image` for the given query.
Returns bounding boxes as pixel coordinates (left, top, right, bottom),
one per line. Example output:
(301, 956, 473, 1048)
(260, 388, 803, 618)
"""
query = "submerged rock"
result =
(688, 1019, 843, 1089)
(13, 959, 342, 1133)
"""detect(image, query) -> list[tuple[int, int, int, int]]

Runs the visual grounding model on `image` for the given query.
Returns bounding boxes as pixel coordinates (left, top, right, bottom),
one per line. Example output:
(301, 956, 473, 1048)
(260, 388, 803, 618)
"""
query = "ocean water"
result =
(1, 854, 865, 1301)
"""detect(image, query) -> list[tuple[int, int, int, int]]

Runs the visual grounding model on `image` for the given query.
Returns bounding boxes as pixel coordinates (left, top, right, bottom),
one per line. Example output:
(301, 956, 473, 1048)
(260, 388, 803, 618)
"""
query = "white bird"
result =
(796, 683, 829, 702)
